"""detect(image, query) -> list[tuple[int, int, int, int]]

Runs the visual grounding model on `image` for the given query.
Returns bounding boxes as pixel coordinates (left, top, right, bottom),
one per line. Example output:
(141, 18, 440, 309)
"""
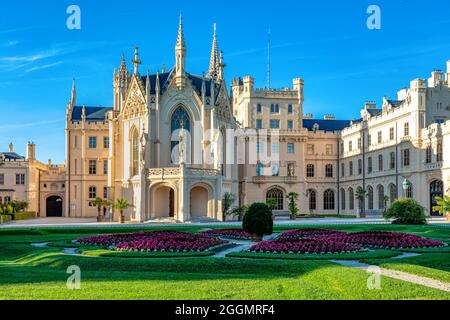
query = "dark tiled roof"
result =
(0, 152, 25, 160)
(71, 106, 112, 122)
(387, 100, 404, 108)
(367, 109, 382, 117)
(303, 119, 352, 132)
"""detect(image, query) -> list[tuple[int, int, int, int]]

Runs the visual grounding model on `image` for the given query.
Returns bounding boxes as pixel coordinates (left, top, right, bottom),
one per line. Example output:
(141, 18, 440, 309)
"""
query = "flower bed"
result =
(200, 229, 252, 240)
(278, 228, 346, 239)
(311, 231, 445, 249)
(77, 231, 228, 252)
(249, 238, 362, 254)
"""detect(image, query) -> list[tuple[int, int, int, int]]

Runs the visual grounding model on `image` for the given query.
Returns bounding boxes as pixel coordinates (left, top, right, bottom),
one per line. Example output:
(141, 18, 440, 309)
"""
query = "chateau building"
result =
(0, 143, 66, 216)
(8, 18, 446, 221)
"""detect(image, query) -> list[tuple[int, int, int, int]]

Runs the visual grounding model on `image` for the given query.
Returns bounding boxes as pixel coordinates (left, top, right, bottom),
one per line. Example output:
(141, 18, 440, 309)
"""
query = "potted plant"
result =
(355, 187, 367, 218)
(433, 195, 450, 221)
(222, 192, 235, 222)
(113, 198, 133, 224)
(92, 197, 105, 222)
(242, 202, 273, 241)
(287, 192, 299, 220)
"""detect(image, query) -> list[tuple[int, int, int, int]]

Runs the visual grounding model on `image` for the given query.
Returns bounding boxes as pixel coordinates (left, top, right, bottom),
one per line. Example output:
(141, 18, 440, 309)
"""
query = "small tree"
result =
(222, 192, 235, 221)
(266, 198, 278, 211)
(229, 205, 248, 222)
(382, 195, 390, 214)
(113, 198, 133, 224)
(433, 195, 450, 221)
(92, 197, 104, 222)
(384, 198, 427, 225)
(287, 192, 299, 219)
(243, 203, 273, 241)
(355, 187, 367, 218)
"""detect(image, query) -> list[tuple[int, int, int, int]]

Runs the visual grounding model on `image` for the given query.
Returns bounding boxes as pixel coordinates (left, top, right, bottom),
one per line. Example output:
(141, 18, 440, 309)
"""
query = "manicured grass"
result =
(0, 224, 449, 300)
(227, 249, 401, 260)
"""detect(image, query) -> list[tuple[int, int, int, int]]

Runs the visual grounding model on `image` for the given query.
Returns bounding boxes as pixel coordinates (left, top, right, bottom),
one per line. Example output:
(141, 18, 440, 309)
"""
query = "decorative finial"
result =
(132, 46, 141, 75)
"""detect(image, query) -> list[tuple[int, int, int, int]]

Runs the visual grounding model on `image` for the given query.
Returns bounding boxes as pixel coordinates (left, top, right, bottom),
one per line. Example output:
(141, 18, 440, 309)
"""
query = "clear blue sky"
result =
(1, 0, 449, 163)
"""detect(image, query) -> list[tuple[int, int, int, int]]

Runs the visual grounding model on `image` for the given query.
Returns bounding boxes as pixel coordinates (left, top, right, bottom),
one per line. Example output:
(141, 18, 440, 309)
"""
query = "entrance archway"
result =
(46, 196, 63, 217)
(190, 186, 209, 218)
(430, 180, 443, 216)
(153, 186, 175, 218)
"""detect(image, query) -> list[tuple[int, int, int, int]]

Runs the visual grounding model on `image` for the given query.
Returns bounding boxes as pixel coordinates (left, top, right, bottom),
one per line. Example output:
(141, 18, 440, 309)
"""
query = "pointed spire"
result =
(119, 52, 127, 72)
(70, 78, 76, 106)
(132, 47, 141, 75)
(176, 14, 186, 49)
(208, 23, 219, 80)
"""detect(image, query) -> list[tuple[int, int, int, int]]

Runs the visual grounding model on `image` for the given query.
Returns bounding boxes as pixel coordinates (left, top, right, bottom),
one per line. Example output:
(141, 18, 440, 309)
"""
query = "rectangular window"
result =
(426, 146, 432, 164)
(378, 131, 382, 144)
(256, 143, 264, 154)
(256, 119, 262, 129)
(272, 143, 279, 154)
(269, 119, 280, 129)
(287, 143, 295, 154)
(89, 160, 97, 175)
(88, 186, 97, 199)
(89, 136, 97, 149)
(358, 138, 361, 149)
(341, 163, 345, 177)
(358, 159, 362, 175)
(368, 134, 372, 146)
(257, 104, 262, 113)
(403, 149, 410, 166)
(287, 120, 293, 129)
(73, 135, 78, 149)
(306, 164, 314, 177)
(437, 142, 443, 162)
(0, 174, 4, 185)
(103, 187, 108, 199)
(270, 104, 279, 113)
(368, 157, 373, 174)
(288, 104, 293, 114)
(390, 152, 395, 169)
(349, 161, 353, 176)
(103, 160, 108, 175)
(349, 141, 353, 152)
(404, 122, 410, 136)
(271, 163, 280, 176)
(326, 144, 333, 155)
(378, 154, 383, 171)
(307, 144, 314, 155)
(390, 127, 395, 141)
(15, 174, 25, 185)
(103, 137, 110, 149)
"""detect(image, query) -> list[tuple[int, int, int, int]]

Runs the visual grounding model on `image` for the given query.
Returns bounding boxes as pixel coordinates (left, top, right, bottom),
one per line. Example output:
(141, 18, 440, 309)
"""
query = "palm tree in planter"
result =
(222, 192, 236, 221)
(355, 187, 367, 218)
(242, 202, 273, 241)
(433, 195, 450, 221)
(92, 197, 105, 222)
(382, 195, 390, 214)
(102, 199, 112, 220)
(113, 198, 133, 224)
(229, 205, 248, 222)
(287, 192, 299, 220)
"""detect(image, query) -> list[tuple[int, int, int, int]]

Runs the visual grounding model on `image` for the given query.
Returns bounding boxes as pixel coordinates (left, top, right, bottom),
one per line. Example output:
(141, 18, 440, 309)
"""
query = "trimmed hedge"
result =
(7, 212, 37, 221)
(0, 215, 12, 224)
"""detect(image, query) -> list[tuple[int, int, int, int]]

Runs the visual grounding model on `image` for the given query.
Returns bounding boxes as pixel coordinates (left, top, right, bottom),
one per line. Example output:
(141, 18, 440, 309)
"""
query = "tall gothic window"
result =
(308, 189, 317, 210)
(377, 185, 385, 210)
(341, 188, 346, 210)
(425, 145, 432, 164)
(171, 107, 191, 163)
(348, 187, 354, 210)
(389, 184, 397, 204)
(367, 186, 374, 210)
(437, 142, 443, 162)
(325, 164, 333, 178)
(406, 184, 413, 198)
(266, 188, 284, 210)
(306, 164, 315, 177)
(323, 189, 335, 210)
(131, 130, 139, 176)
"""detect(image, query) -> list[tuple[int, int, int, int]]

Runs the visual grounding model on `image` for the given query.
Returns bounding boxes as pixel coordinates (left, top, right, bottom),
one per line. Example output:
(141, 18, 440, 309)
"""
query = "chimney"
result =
(324, 114, 336, 120)
(364, 101, 377, 110)
(304, 113, 313, 119)
(446, 60, 450, 85)
(48, 159, 52, 167)
(26, 142, 36, 161)
(8, 143, 14, 153)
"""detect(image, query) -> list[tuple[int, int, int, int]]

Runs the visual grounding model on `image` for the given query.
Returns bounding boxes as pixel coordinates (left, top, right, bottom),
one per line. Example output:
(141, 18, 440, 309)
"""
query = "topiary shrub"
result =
(242, 203, 273, 241)
(384, 198, 427, 225)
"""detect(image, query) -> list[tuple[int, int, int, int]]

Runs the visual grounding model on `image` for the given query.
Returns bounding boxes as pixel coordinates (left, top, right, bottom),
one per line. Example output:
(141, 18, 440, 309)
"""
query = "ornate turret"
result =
(175, 14, 186, 89)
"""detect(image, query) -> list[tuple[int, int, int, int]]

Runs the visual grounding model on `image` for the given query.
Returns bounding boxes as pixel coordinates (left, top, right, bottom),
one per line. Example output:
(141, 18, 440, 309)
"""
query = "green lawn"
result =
(0, 224, 449, 300)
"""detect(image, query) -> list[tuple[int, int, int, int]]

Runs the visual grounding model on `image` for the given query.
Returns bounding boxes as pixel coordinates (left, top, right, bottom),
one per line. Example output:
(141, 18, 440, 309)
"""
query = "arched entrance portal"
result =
(153, 186, 175, 218)
(430, 180, 443, 216)
(190, 186, 210, 218)
(46, 196, 63, 217)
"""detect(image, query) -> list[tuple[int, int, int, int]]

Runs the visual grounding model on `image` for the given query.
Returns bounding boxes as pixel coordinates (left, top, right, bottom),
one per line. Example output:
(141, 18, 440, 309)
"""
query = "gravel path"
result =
(330, 259, 450, 292)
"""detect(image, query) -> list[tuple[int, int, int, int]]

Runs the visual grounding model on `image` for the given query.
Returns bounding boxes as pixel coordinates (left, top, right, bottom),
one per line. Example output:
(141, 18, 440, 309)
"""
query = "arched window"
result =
(341, 188, 346, 210)
(367, 186, 374, 210)
(171, 107, 191, 163)
(425, 145, 432, 164)
(323, 189, 335, 210)
(389, 184, 397, 204)
(306, 164, 315, 177)
(308, 189, 317, 210)
(436, 142, 443, 162)
(325, 164, 333, 178)
(348, 187, 354, 210)
(131, 129, 139, 177)
(266, 188, 284, 210)
(377, 185, 385, 210)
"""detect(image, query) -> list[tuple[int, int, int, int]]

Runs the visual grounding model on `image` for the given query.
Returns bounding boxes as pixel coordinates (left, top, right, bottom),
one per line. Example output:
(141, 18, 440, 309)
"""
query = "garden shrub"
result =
(0, 215, 12, 224)
(10, 212, 36, 221)
(242, 203, 273, 239)
(384, 198, 427, 225)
